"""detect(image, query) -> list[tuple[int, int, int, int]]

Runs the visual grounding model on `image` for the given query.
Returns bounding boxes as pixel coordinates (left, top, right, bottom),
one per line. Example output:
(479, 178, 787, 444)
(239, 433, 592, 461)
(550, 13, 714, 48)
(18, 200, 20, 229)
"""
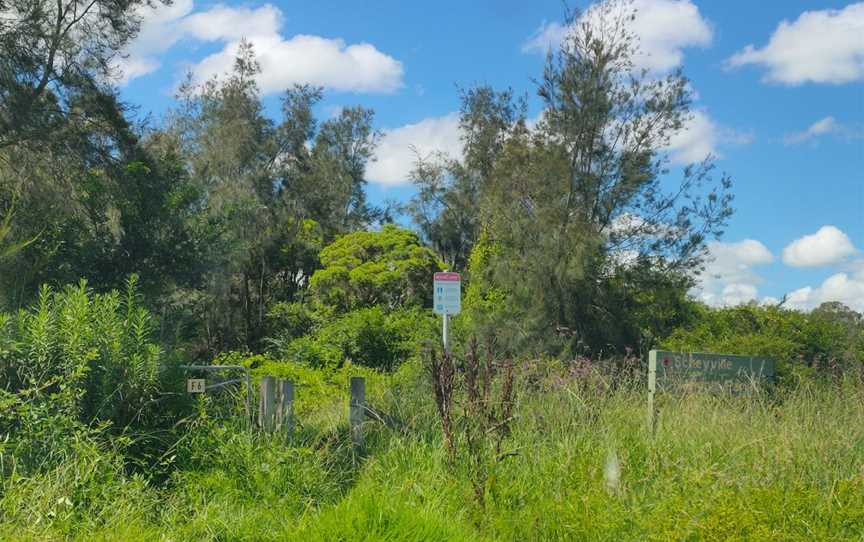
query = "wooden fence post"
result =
(349, 377, 365, 447)
(277, 379, 295, 436)
(259, 376, 276, 432)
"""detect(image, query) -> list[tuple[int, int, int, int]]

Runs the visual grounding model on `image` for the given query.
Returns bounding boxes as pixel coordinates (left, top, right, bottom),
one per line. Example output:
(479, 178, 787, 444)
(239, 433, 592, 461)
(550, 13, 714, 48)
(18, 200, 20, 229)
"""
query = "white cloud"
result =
(783, 117, 840, 145)
(113, 57, 161, 86)
(180, 4, 282, 41)
(664, 108, 754, 164)
(523, 0, 713, 73)
(366, 113, 462, 186)
(692, 239, 774, 306)
(523, 21, 568, 55)
(190, 34, 404, 94)
(115, 2, 403, 94)
(783, 117, 839, 145)
(719, 283, 759, 307)
(785, 270, 864, 313)
(112, 0, 194, 83)
(664, 110, 752, 164)
(783, 116, 862, 145)
(726, 3, 864, 85)
(665, 110, 718, 164)
(782, 226, 857, 267)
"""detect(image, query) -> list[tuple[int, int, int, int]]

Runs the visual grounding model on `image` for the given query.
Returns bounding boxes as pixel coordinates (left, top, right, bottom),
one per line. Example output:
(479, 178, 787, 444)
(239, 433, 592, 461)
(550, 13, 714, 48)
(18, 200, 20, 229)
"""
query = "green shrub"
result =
(272, 306, 435, 371)
(661, 303, 864, 383)
(0, 277, 167, 473)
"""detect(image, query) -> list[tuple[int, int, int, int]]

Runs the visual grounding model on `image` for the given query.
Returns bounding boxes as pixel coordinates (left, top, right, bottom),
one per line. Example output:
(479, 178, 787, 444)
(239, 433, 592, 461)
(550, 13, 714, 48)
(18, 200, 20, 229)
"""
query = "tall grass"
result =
(1, 360, 862, 541)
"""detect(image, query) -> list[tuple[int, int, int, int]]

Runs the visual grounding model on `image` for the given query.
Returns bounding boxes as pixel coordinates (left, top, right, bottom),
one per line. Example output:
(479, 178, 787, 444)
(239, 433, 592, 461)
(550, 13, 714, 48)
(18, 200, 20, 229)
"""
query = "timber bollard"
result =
(259, 376, 276, 432)
(276, 379, 295, 436)
(349, 377, 365, 447)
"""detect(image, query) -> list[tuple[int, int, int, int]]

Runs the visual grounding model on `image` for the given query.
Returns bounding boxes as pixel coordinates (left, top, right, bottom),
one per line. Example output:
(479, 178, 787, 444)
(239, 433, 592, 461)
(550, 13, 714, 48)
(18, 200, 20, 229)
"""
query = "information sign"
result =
(433, 272, 461, 315)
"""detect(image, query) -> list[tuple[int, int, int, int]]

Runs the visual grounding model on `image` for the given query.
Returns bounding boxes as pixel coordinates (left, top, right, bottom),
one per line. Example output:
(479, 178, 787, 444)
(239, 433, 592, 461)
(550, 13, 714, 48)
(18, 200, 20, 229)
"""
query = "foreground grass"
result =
(2, 365, 862, 541)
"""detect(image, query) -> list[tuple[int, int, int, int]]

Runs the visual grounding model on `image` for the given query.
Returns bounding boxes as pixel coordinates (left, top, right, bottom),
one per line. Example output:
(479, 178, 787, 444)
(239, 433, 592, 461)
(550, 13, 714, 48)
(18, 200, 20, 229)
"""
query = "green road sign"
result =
(650, 350, 775, 386)
(647, 350, 775, 431)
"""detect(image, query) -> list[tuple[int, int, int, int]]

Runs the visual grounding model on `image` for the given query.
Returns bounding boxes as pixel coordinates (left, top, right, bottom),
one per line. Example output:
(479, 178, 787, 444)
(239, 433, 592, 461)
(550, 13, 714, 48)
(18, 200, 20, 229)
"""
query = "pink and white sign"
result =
(433, 272, 461, 315)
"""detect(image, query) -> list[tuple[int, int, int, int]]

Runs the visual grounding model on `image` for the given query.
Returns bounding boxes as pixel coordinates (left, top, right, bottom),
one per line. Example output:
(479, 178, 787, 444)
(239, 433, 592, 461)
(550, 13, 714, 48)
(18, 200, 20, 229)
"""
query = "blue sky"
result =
(116, 0, 864, 311)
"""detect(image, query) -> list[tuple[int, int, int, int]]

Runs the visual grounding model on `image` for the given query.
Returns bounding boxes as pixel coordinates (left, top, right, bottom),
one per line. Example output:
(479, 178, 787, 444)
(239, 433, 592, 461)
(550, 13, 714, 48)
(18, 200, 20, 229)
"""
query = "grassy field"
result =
(1, 362, 862, 541)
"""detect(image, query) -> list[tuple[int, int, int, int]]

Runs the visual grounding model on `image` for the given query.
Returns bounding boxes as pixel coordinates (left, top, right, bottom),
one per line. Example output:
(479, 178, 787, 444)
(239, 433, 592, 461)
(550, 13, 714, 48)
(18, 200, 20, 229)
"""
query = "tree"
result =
(444, 0, 734, 355)
(166, 42, 385, 352)
(309, 224, 444, 313)
(0, 90, 206, 313)
(407, 87, 525, 270)
(0, 0, 160, 150)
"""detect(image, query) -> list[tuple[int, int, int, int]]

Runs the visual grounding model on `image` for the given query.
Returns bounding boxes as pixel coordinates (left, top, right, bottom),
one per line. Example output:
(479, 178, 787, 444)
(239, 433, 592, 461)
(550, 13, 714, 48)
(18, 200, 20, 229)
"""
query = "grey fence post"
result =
(349, 377, 365, 447)
(647, 350, 657, 433)
(245, 369, 252, 432)
(277, 379, 295, 436)
(259, 376, 276, 432)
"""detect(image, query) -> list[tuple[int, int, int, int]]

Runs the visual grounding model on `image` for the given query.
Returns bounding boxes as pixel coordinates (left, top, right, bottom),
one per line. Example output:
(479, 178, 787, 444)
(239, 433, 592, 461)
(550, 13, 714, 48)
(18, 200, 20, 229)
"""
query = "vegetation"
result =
(1, 355, 861, 540)
(0, 0, 861, 539)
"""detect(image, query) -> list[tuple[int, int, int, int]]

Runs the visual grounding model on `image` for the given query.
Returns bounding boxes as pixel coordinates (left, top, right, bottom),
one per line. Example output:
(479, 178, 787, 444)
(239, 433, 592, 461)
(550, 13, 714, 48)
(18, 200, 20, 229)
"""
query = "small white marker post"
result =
(433, 271, 461, 353)
(647, 350, 657, 433)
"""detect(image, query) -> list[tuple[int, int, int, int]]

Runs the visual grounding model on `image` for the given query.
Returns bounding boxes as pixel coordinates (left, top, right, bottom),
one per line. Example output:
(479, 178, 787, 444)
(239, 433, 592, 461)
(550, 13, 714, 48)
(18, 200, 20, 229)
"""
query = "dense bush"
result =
(661, 302, 864, 381)
(460, 230, 699, 357)
(270, 306, 436, 371)
(0, 277, 172, 472)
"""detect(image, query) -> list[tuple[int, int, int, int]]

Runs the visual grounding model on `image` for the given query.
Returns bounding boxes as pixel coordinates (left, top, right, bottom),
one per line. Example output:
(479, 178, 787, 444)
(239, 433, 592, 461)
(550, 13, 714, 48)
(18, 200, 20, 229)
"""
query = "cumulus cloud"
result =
(523, 0, 713, 73)
(785, 270, 864, 313)
(782, 226, 857, 267)
(112, 0, 194, 83)
(692, 239, 774, 306)
(366, 113, 463, 186)
(665, 110, 717, 164)
(664, 110, 752, 164)
(190, 34, 404, 94)
(180, 4, 282, 41)
(115, 2, 403, 94)
(726, 3, 864, 85)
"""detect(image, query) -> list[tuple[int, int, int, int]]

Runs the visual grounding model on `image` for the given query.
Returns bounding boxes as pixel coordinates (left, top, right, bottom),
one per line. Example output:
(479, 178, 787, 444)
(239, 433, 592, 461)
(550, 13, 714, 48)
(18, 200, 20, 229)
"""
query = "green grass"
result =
(1, 363, 862, 541)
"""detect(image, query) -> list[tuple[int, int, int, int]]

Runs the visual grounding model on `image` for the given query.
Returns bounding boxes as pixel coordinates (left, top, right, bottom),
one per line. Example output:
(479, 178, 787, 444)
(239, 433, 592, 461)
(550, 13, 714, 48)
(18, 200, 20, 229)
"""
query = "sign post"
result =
(647, 350, 774, 430)
(433, 271, 461, 353)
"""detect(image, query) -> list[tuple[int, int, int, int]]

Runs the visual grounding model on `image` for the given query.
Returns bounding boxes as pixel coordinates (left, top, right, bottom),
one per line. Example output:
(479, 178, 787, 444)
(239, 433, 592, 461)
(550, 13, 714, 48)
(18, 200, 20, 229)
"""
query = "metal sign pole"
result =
(442, 313, 449, 354)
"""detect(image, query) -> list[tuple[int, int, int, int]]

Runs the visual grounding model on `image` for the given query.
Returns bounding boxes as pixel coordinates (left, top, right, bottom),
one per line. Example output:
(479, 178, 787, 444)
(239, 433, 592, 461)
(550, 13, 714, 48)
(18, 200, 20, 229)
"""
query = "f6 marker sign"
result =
(433, 272, 461, 315)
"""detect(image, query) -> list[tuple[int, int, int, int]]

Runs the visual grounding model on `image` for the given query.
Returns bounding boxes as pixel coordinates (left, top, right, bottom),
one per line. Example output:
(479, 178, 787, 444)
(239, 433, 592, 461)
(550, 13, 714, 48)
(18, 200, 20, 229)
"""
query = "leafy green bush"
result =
(661, 302, 864, 382)
(0, 277, 167, 473)
(271, 306, 435, 371)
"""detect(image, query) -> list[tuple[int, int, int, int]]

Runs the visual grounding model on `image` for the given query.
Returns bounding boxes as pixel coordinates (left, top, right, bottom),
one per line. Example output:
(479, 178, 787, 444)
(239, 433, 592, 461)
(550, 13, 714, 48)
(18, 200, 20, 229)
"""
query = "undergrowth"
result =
(1, 358, 861, 541)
